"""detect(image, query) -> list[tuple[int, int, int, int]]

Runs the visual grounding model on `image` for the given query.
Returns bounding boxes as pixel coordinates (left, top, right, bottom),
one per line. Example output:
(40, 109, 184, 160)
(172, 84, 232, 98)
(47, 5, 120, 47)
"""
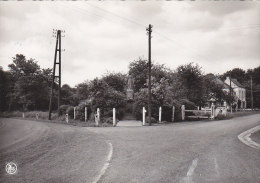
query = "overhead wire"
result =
(59, 2, 260, 62)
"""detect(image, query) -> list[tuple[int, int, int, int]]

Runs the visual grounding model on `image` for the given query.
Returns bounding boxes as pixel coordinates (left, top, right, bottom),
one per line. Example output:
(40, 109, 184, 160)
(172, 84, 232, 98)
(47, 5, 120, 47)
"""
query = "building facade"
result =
(224, 77, 246, 109)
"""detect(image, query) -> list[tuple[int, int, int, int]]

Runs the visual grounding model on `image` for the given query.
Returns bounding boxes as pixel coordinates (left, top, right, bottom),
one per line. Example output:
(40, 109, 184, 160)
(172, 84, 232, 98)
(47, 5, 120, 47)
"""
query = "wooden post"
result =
(172, 106, 175, 122)
(113, 108, 116, 127)
(85, 107, 87, 122)
(65, 114, 69, 123)
(181, 105, 185, 121)
(74, 107, 76, 120)
(143, 107, 146, 126)
(159, 106, 162, 123)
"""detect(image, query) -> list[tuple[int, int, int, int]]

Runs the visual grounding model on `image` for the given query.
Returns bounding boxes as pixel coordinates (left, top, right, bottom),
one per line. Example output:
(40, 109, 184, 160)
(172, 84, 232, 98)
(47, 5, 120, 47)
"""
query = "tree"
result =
(129, 58, 172, 92)
(203, 74, 235, 105)
(7, 54, 52, 111)
(75, 82, 90, 102)
(8, 54, 41, 79)
(176, 63, 204, 106)
(221, 68, 246, 84)
(87, 78, 126, 120)
(102, 72, 126, 92)
(129, 58, 149, 92)
(0, 68, 13, 111)
(246, 66, 260, 108)
(61, 84, 77, 106)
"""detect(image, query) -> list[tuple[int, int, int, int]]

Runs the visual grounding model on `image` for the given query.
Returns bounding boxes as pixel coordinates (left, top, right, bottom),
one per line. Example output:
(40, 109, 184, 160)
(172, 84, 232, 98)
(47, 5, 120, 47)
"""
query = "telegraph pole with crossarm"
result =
(48, 29, 65, 120)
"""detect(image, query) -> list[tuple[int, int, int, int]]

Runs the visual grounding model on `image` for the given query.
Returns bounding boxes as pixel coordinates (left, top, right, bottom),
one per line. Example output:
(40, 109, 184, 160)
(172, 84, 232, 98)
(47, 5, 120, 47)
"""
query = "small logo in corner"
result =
(6, 162, 17, 175)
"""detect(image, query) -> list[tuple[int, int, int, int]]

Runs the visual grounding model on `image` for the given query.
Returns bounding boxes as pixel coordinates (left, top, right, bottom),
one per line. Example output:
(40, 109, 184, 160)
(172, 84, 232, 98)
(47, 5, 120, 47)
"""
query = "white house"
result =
(224, 77, 246, 109)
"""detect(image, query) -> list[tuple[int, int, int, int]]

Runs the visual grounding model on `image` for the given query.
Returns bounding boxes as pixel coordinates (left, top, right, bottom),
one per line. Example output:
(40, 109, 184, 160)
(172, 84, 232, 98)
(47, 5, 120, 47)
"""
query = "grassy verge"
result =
(215, 110, 260, 120)
(0, 111, 113, 127)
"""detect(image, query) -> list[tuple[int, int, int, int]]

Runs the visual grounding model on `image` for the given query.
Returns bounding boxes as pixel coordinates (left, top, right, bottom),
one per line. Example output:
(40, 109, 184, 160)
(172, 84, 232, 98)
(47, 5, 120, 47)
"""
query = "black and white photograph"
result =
(0, 1, 260, 182)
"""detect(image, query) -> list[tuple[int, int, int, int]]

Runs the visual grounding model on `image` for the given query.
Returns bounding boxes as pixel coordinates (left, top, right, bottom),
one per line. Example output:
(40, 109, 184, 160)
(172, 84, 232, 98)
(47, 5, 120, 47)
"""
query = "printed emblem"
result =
(6, 162, 17, 175)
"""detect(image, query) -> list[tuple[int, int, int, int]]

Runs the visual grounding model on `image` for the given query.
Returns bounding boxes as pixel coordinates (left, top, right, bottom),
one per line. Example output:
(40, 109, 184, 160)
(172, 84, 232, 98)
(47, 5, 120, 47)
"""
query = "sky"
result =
(0, 1, 259, 87)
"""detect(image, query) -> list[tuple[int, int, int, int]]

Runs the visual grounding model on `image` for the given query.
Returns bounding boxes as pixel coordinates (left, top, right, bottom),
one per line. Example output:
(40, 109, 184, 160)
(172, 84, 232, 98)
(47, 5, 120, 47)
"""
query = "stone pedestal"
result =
(127, 89, 134, 100)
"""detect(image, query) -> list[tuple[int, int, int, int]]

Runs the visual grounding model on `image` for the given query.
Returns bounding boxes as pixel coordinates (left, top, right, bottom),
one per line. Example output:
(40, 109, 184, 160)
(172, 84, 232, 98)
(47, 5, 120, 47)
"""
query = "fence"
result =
(181, 104, 227, 120)
(22, 103, 230, 127)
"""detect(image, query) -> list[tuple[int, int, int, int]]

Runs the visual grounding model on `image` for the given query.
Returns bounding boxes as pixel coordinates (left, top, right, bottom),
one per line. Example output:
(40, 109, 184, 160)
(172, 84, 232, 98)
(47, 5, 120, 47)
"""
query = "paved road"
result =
(117, 120, 142, 127)
(0, 118, 108, 183)
(0, 114, 260, 183)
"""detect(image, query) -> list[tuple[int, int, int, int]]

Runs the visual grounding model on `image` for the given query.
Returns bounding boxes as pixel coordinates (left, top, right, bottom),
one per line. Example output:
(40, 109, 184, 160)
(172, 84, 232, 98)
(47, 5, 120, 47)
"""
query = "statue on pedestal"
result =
(126, 75, 134, 100)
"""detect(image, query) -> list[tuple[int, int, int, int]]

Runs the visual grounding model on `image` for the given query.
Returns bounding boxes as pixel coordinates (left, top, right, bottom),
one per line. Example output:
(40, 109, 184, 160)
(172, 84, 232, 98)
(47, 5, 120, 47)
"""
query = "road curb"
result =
(238, 125, 260, 150)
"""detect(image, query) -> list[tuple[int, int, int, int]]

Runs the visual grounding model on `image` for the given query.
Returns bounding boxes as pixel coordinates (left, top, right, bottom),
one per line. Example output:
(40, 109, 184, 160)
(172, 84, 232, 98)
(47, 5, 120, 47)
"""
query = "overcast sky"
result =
(0, 1, 259, 87)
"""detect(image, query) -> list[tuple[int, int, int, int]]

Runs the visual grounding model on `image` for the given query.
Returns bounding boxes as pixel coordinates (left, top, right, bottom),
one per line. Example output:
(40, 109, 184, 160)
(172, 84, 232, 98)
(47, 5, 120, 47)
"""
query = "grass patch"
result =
(0, 111, 113, 127)
(215, 110, 260, 120)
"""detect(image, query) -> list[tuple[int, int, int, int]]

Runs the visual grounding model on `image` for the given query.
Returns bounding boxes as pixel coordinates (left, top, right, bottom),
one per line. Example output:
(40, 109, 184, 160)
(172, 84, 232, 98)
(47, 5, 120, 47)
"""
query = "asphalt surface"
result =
(251, 130, 260, 145)
(0, 114, 260, 183)
(0, 118, 108, 183)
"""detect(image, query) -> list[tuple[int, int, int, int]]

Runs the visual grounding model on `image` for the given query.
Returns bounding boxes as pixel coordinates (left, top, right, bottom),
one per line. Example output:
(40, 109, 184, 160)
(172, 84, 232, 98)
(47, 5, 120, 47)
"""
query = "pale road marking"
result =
(238, 125, 260, 150)
(214, 157, 222, 183)
(181, 158, 198, 183)
(187, 158, 198, 177)
(92, 142, 113, 183)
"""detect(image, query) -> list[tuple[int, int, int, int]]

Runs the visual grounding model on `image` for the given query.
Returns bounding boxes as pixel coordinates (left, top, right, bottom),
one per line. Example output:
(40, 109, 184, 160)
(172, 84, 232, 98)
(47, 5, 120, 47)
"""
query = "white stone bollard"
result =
(113, 108, 116, 127)
(159, 106, 162, 123)
(22, 113, 25, 118)
(172, 106, 175, 122)
(65, 114, 69, 123)
(85, 107, 87, 122)
(95, 108, 100, 127)
(181, 105, 185, 121)
(223, 102, 227, 116)
(36, 113, 39, 120)
(211, 104, 215, 119)
(97, 108, 100, 122)
(74, 107, 76, 120)
(142, 107, 147, 126)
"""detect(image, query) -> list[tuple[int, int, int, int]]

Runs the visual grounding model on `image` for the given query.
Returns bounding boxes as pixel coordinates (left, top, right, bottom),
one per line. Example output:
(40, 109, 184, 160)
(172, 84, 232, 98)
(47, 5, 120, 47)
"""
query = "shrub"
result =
(145, 116, 157, 123)
(102, 116, 113, 124)
(172, 99, 197, 121)
(161, 106, 173, 122)
(215, 113, 227, 120)
(66, 106, 75, 119)
(60, 105, 70, 115)
(74, 103, 92, 121)
(133, 90, 160, 120)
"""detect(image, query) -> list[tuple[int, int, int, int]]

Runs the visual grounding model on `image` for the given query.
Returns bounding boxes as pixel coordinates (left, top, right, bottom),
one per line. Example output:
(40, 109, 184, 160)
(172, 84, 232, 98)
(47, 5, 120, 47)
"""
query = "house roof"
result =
(215, 77, 230, 89)
(231, 78, 244, 88)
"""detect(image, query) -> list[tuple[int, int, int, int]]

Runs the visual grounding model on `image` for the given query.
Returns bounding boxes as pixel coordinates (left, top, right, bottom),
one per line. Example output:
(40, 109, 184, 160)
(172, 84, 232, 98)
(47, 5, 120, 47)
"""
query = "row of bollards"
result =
(65, 107, 117, 127)
(142, 106, 176, 125)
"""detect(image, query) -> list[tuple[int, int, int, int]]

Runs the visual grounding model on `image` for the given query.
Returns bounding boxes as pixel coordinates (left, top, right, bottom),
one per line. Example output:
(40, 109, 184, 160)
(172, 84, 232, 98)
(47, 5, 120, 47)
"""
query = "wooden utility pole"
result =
(48, 29, 64, 120)
(229, 74, 232, 113)
(251, 75, 253, 110)
(146, 24, 152, 126)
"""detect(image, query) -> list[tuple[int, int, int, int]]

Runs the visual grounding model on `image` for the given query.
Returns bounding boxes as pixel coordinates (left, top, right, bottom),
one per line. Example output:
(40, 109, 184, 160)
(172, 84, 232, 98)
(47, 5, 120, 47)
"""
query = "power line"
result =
(85, 2, 146, 28)
(78, 3, 205, 60)
(60, 3, 259, 63)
